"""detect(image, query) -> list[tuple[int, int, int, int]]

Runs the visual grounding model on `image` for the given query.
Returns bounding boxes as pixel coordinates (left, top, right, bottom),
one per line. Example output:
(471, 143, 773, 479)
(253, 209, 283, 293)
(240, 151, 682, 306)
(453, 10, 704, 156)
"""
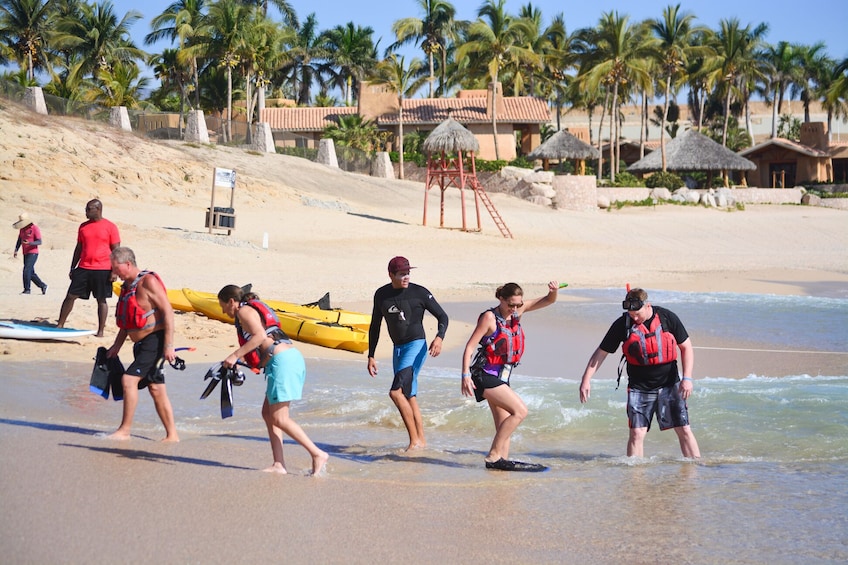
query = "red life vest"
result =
(116, 270, 165, 330)
(235, 300, 289, 368)
(622, 312, 678, 367)
(481, 307, 525, 367)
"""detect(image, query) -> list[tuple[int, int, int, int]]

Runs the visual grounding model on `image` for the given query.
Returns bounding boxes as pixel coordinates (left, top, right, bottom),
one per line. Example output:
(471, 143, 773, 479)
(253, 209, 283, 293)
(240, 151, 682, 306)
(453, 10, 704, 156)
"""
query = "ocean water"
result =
(3, 289, 847, 562)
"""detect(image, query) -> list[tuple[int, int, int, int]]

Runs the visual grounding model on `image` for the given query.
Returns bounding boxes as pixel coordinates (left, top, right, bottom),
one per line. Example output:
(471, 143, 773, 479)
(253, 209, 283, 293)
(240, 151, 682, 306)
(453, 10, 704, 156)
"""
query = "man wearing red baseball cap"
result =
(367, 256, 449, 451)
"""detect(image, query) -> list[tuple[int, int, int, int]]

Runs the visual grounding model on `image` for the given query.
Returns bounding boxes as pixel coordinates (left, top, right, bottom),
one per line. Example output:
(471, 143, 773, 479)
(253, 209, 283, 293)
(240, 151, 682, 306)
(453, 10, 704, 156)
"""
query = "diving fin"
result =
(89, 347, 110, 399)
(200, 363, 222, 399)
(90, 347, 125, 400)
(220, 375, 234, 419)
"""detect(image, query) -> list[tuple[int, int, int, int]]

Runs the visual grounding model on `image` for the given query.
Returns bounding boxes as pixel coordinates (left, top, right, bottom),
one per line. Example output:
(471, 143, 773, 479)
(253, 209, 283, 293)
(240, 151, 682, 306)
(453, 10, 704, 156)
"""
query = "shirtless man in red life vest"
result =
(104, 246, 179, 442)
(579, 287, 700, 459)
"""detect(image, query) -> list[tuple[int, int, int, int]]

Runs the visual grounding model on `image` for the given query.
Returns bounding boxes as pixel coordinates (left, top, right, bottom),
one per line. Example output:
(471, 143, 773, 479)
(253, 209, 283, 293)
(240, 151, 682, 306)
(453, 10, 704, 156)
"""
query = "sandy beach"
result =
(2, 102, 848, 563)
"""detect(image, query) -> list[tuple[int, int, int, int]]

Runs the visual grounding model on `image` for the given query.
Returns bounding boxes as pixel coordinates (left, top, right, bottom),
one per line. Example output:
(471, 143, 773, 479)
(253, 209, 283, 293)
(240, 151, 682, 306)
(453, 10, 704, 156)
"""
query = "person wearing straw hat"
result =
(57, 199, 121, 336)
(12, 212, 47, 295)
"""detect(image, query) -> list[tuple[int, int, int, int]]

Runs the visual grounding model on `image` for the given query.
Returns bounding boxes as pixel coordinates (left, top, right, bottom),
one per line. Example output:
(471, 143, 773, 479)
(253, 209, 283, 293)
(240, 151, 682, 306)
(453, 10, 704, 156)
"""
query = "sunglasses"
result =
(622, 298, 644, 311)
(504, 301, 524, 309)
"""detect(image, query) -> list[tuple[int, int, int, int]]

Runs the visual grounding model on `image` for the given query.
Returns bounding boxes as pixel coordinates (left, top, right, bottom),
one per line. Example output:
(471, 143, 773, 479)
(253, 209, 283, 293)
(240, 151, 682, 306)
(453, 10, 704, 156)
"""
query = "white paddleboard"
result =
(0, 321, 95, 340)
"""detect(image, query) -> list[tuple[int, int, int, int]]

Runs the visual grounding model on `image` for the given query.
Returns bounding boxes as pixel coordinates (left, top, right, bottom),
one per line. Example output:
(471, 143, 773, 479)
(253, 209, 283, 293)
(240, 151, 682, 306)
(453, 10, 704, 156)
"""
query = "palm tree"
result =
(52, 0, 146, 82)
(763, 41, 801, 137)
(650, 4, 709, 171)
(821, 57, 848, 145)
(790, 42, 831, 122)
(323, 113, 381, 152)
(389, 0, 457, 98)
(535, 12, 578, 128)
(373, 54, 428, 179)
(0, 0, 55, 81)
(240, 0, 296, 24)
(578, 11, 653, 181)
(322, 22, 377, 107)
(705, 17, 768, 147)
(237, 13, 286, 128)
(146, 0, 209, 109)
(150, 47, 190, 129)
(276, 13, 328, 105)
(455, 0, 538, 160)
(196, 0, 252, 142)
(86, 59, 150, 108)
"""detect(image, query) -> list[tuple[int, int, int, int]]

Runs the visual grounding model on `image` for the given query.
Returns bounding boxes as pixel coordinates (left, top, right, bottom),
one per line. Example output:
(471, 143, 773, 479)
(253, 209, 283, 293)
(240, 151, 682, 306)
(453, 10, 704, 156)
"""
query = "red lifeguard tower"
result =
(421, 117, 512, 239)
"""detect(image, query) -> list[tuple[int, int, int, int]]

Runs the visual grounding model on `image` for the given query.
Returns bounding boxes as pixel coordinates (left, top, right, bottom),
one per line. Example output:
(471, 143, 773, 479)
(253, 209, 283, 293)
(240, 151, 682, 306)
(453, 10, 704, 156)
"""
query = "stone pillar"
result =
(109, 106, 132, 131)
(185, 110, 210, 143)
(317, 138, 339, 168)
(249, 122, 275, 153)
(371, 152, 395, 179)
(24, 87, 48, 115)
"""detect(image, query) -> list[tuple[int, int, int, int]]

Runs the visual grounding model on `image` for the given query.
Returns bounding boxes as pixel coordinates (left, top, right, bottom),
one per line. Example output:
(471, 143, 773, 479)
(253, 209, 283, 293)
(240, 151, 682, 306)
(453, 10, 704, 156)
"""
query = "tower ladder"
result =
(470, 176, 513, 239)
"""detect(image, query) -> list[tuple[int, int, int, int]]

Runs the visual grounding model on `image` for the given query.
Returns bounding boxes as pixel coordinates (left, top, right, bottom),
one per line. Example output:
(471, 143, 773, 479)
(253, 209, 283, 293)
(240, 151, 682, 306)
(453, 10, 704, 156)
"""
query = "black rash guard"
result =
(368, 282, 449, 358)
(599, 306, 689, 391)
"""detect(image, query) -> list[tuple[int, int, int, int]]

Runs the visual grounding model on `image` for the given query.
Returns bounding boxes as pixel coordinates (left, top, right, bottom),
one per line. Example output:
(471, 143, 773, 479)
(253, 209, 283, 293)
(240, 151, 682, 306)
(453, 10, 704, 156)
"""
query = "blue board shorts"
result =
(627, 383, 690, 431)
(391, 339, 427, 398)
(265, 347, 306, 405)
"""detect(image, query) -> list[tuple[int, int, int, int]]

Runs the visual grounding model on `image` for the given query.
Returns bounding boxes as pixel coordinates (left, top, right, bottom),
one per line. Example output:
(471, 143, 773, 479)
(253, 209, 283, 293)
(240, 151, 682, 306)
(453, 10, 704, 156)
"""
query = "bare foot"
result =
(161, 435, 180, 443)
(95, 333, 105, 338)
(98, 431, 131, 441)
(310, 451, 329, 476)
(404, 441, 426, 452)
(262, 463, 288, 474)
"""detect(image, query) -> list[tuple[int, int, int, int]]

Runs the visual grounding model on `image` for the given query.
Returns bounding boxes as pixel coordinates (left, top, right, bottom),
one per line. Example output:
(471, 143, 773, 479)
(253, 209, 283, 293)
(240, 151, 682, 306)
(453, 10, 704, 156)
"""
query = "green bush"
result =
(610, 172, 645, 187)
(645, 171, 684, 190)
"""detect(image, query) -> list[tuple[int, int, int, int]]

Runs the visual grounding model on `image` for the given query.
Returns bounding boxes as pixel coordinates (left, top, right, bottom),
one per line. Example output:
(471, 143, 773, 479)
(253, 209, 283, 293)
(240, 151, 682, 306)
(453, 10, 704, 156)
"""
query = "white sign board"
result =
(213, 167, 236, 189)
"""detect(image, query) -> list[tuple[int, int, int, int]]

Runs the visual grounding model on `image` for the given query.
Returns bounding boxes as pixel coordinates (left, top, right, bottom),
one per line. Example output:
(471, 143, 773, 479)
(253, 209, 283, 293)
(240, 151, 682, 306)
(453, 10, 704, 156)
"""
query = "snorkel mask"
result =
(622, 284, 645, 311)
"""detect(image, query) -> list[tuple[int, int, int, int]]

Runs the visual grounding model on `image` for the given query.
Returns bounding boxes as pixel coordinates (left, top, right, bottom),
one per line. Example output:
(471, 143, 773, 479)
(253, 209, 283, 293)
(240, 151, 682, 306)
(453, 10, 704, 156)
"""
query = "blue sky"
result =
(113, 0, 848, 84)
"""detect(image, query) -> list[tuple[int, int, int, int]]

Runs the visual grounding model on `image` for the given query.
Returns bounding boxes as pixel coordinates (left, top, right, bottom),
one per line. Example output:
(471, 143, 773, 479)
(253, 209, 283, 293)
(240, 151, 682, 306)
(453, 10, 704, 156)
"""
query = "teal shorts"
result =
(265, 347, 306, 405)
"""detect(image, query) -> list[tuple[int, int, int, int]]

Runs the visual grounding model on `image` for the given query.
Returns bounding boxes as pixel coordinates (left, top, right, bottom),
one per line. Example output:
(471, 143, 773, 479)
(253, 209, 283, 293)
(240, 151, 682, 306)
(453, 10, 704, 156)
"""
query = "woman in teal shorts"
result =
(218, 285, 328, 476)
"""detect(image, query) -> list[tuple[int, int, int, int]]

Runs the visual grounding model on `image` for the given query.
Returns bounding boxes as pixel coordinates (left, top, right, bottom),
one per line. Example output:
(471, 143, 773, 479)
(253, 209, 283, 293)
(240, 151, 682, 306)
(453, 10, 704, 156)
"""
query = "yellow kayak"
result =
(174, 288, 371, 330)
(183, 289, 369, 354)
(265, 297, 371, 331)
(112, 280, 194, 312)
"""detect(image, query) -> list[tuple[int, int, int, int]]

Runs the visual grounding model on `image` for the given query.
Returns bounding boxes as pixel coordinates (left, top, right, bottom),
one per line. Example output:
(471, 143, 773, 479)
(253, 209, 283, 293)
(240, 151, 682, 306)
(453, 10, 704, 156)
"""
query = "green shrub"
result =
(475, 158, 510, 172)
(610, 172, 645, 187)
(645, 171, 684, 190)
(508, 156, 534, 169)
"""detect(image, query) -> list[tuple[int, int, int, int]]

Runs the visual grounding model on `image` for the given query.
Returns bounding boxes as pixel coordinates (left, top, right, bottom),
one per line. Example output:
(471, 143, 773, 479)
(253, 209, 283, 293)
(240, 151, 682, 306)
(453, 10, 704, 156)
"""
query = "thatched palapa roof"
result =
(527, 129, 599, 160)
(627, 129, 755, 172)
(422, 117, 479, 154)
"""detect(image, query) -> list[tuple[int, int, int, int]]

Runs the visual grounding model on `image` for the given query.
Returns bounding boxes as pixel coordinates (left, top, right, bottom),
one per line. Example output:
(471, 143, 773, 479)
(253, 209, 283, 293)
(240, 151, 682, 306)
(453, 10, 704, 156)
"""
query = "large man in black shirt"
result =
(367, 256, 449, 451)
(578, 288, 700, 458)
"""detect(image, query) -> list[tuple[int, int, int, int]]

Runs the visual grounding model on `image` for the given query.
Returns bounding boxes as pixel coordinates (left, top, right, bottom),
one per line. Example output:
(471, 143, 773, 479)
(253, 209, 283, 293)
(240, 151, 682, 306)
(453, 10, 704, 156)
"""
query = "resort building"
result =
(259, 82, 550, 161)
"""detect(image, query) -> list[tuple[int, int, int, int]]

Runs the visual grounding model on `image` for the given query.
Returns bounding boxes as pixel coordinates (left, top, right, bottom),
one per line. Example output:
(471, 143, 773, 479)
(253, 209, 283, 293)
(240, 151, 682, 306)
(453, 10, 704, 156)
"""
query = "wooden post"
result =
(459, 150, 467, 231)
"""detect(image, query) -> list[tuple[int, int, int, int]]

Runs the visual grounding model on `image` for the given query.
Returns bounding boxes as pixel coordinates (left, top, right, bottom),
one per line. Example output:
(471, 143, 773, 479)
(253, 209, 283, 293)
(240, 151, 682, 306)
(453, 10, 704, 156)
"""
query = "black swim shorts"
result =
(126, 330, 166, 387)
(469, 365, 513, 403)
(67, 268, 113, 300)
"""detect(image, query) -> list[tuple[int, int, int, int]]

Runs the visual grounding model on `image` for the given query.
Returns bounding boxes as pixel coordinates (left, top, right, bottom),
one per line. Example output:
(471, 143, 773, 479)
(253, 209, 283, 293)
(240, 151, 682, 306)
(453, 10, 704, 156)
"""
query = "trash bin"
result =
(205, 207, 236, 229)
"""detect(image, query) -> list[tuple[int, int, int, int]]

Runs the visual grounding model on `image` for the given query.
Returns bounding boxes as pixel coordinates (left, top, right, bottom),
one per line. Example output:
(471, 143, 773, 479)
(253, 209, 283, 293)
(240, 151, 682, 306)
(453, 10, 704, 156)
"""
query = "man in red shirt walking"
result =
(12, 212, 48, 295)
(57, 199, 121, 336)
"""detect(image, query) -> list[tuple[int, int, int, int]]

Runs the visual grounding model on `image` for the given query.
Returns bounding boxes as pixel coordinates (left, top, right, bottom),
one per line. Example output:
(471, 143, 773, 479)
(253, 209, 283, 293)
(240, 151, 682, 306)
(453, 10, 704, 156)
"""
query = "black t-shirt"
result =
(598, 306, 689, 391)
(368, 282, 449, 357)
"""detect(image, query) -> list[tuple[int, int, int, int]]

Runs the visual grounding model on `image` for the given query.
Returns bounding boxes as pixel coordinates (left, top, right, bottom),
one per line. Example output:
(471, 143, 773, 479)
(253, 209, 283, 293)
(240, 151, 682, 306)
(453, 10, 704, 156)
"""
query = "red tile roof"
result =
(260, 106, 358, 131)
(260, 96, 551, 132)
